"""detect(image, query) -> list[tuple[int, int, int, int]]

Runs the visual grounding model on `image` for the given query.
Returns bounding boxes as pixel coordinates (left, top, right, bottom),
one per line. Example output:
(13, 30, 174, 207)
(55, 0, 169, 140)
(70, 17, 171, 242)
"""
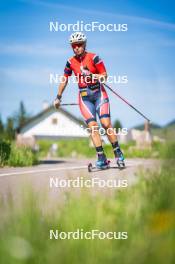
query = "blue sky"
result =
(0, 0, 175, 128)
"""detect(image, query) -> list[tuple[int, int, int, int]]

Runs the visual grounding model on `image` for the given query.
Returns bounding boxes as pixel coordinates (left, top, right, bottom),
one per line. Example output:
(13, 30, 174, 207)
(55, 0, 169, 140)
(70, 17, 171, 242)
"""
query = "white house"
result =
(16, 105, 89, 147)
(17, 104, 154, 149)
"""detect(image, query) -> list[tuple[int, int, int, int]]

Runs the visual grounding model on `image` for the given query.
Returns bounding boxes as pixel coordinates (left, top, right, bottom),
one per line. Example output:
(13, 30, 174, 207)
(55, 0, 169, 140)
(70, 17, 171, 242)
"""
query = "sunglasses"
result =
(71, 43, 84, 48)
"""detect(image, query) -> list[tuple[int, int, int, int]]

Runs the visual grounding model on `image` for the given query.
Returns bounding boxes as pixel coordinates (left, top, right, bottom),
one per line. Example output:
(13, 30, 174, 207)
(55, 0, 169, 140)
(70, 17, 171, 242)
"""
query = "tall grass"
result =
(38, 139, 95, 158)
(0, 140, 11, 166)
(0, 159, 174, 263)
(0, 141, 39, 167)
(38, 139, 175, 159)
(8, 144, 39, 166)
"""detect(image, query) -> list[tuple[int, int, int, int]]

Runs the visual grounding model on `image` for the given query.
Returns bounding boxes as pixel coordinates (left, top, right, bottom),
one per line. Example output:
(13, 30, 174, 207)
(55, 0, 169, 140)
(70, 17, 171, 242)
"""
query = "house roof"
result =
(19, 105, 86, 134)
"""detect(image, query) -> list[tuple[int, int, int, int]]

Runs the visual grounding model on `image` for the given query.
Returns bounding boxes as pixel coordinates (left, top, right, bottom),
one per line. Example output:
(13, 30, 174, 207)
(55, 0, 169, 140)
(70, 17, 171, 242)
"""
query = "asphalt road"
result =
(0, 158, 159, 208)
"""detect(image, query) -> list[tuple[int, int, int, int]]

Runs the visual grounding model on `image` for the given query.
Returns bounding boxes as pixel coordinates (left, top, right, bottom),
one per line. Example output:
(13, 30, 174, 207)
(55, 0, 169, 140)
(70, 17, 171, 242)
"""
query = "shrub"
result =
(0, 140, 11, 166)
(38, 140, 52, 158)
(8, 144, 39, 167)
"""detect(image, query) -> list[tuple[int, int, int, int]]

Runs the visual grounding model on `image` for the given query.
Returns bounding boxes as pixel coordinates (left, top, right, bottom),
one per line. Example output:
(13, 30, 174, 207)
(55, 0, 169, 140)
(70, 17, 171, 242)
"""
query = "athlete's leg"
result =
(100, 117, 118, 143)
(79, 92, 102, 145)
(78, 93, 107, 164)
(96, 85, 124, 162)
(87, 121, 101, 147)
(96, 84, 118, 143)
(88, 121, 108, 168)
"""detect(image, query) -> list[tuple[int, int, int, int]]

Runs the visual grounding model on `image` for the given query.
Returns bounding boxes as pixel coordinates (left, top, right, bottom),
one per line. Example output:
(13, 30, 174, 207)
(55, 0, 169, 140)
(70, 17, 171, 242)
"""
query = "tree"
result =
(5, 117, 15, 140)
(2, 102, 30, 141)
(14, 101, 30, 129)
(113, 119, 122, 131)
(0, 116, 4, 138)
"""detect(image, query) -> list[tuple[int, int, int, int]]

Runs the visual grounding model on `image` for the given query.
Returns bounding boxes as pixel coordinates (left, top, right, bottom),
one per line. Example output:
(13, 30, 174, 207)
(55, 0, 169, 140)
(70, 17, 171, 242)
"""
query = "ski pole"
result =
(60, 103, 79, 106)
(104, 83, 150, 122)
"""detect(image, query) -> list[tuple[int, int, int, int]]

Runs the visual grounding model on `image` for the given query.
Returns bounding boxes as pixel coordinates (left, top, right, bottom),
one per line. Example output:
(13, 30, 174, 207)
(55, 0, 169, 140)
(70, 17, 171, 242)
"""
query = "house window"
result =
(52, 118, 58, 125)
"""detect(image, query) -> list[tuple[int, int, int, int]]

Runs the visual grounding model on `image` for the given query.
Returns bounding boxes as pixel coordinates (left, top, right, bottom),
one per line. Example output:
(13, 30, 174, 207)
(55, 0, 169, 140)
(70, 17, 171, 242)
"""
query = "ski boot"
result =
(115, 148, 125, 168)
(95, 156, 109, 170)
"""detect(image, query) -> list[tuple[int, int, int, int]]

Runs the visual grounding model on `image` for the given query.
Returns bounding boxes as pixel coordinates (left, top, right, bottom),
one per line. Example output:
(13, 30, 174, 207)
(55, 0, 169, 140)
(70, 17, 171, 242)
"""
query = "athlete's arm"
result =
(54, 60, 72, 109)
(54, 77, 68, 109)
(57, 77, 68, 97)
(57, 59, 72, 96)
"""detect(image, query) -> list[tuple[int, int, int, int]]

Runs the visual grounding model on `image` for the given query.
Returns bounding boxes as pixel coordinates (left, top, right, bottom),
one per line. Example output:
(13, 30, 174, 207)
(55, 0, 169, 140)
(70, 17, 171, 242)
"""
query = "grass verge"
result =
(0, 160, 174, 263)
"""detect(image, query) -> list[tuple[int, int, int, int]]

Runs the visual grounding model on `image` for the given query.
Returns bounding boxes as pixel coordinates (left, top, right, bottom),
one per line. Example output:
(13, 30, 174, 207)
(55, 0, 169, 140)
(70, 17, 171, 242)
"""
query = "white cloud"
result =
(20, 0, 175, 31)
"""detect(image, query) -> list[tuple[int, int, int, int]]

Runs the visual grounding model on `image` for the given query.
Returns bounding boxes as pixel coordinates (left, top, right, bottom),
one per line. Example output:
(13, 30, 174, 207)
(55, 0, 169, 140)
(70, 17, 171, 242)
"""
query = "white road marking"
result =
(0, 161, 146, 178)
(0, 166, 87, 177)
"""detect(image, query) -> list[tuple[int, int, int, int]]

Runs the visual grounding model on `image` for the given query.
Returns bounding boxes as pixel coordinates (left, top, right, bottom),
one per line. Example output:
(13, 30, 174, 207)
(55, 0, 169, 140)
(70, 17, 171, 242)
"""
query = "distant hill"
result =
(165, 119, 175, 128)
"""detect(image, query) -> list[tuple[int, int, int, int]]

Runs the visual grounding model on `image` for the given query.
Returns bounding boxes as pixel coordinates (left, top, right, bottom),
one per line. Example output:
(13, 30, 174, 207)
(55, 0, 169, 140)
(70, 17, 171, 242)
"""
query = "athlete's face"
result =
(71, 42, 86, 56)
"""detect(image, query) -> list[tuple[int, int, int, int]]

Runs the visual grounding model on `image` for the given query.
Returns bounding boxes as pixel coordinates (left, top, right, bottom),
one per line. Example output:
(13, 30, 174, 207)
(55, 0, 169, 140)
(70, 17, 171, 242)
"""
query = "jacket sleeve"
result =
(93, 54, 107, 74)
(64, 60, 72, 77)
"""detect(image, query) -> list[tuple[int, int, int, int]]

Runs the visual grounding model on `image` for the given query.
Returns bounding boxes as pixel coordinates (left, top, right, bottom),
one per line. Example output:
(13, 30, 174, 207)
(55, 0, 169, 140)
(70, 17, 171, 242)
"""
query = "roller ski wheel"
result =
(88, 162, 93, 172)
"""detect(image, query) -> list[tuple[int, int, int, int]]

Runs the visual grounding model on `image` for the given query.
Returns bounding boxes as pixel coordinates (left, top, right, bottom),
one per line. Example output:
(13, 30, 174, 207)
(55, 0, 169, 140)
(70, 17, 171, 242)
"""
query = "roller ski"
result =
(88, 158, 110, 172)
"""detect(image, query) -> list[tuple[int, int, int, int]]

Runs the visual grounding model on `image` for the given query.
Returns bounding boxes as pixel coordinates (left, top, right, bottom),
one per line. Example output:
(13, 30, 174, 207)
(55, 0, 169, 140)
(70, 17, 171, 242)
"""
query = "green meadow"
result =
(0, 143, 174, 263)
